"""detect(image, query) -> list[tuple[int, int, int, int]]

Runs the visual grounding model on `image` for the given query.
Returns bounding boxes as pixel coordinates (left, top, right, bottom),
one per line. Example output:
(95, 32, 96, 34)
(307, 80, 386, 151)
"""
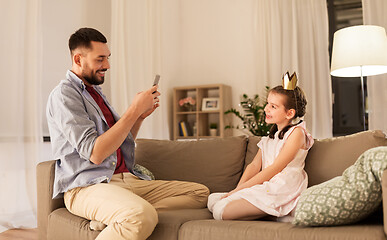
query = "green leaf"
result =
(224, 88, 272, 136)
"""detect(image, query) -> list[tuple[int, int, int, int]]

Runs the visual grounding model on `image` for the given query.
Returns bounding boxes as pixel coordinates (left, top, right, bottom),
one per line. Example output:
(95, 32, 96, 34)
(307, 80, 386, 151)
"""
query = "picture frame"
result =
(202, 98, 220, 111)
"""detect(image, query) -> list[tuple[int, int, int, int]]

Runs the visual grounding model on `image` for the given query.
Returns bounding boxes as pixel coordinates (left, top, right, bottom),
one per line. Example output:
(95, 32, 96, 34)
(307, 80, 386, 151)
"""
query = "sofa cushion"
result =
(148, 209, 212, 240)
(246, 131, 387, 187)
(47, 207, 213, 240)
(178, 219, 384, 240)
(47, 208, 99, 240)
(293, 146, 387, 227)
(244, 136, 262, 169)
(305, 130, 387, 187)
(37, 160, 65, 240)
(134, 164, 155, 180)
(135, 136, 247, 193)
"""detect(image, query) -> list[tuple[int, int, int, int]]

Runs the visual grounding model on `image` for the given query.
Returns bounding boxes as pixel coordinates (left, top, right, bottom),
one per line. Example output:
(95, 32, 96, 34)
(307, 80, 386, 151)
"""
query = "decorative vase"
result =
(183, 104, 195, 111)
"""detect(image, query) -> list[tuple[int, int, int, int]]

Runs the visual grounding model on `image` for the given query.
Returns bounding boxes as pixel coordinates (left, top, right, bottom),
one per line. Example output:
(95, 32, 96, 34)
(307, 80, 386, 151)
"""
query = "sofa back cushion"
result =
(135, 136, 247, 193)
(244, 136, 262, 169)
(245, 130, 387, 187)
(304, 130, 387, 186)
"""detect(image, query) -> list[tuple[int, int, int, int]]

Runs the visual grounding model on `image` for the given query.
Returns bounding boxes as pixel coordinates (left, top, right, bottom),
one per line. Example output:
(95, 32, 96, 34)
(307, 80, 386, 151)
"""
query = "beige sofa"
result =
(37, 130, 387, 240)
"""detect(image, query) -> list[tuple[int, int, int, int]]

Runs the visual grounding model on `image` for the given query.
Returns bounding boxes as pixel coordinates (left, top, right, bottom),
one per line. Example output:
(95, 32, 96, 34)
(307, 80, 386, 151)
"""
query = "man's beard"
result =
(83, 69, 107, 85)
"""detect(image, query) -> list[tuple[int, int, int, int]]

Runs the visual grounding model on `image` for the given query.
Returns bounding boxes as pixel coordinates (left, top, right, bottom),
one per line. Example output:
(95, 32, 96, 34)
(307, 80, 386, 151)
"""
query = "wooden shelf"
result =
(173, 84, 232, 140)
(176, 111, 198, 114)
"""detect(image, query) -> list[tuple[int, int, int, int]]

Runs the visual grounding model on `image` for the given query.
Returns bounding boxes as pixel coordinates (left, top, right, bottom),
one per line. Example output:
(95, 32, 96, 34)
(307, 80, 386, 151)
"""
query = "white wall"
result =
(175, 0, 258, 93)
(41, 1, 322, 140)
(41, 0, 111, 137)
(40, 0, 280, 140)
(161, 0, 263, 137)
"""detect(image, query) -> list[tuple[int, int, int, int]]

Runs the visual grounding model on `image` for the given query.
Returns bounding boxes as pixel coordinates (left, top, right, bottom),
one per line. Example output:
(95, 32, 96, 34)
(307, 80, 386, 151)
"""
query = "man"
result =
(46, 27, 209, 240)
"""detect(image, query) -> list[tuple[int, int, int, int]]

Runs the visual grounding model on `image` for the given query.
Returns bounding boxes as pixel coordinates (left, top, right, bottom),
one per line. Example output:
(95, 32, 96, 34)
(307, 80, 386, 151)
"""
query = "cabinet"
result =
(173, 84, 232, 140)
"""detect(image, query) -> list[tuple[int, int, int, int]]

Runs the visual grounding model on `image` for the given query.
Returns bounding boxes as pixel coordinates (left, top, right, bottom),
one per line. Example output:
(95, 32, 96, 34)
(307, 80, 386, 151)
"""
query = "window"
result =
(327, 0, 366, 136)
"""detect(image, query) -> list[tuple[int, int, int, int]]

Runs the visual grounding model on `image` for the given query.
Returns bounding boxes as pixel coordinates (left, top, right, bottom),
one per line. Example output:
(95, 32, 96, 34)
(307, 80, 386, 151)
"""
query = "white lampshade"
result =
(331, 25, 387, 77)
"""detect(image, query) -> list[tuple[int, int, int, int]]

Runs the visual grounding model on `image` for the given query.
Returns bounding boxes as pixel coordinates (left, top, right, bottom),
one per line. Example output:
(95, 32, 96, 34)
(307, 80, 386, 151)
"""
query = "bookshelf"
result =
(173, 84, 232, 140)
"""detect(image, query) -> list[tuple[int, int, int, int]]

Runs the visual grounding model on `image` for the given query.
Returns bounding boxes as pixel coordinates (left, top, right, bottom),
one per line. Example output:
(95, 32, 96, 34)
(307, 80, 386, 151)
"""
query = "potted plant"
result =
(225, 87, 272, 136)
(209, 123, 218, 136)
(178, 97, 196, 111)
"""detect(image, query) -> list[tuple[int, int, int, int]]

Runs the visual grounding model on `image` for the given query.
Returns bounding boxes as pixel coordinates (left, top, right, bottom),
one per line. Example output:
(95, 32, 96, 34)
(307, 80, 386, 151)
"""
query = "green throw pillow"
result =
(293, 146, 387, 226)
(133, 164, 155, 180)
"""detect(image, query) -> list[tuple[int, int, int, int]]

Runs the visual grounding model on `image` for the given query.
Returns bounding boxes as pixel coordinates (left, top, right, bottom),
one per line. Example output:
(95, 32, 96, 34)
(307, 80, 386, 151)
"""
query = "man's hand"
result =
(140, 101, 160, 119)
(128, 85, 161, 139)
(130, 85, 160, 117)
(140, 85, 160, 119)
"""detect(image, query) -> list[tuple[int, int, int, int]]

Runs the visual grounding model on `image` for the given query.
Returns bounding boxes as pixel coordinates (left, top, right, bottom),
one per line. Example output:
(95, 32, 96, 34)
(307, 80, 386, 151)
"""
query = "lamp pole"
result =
(360, 65, 366, 131)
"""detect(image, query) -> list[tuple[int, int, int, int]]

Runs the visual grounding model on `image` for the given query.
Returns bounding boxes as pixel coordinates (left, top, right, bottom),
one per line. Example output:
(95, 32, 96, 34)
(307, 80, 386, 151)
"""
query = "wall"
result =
(40, 1, 323, 140)
(162, 0, 262, 137)
(41, 0, 111, 137)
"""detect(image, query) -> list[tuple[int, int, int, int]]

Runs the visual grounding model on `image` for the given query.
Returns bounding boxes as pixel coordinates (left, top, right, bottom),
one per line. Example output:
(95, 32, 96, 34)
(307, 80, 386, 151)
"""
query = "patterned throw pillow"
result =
(293, 146, 387, 226)
(134, 164, 155, 180)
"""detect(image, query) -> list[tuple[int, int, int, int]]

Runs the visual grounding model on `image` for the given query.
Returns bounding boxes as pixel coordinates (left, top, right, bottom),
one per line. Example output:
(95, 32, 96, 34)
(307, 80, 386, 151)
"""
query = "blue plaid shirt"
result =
(46, 70, 147, 199)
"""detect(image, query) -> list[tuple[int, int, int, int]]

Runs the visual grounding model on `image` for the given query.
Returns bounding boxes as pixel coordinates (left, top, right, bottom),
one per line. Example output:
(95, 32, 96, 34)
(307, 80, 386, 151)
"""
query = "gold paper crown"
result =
(282, 71, 298, 90)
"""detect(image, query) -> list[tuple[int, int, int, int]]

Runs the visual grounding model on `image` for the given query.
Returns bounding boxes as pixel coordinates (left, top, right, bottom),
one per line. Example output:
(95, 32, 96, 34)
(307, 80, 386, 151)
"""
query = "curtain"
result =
(110, 0, 332, 139)
(362, 0, 387, 134)
(110, 0, 169, 139)
(0, 0, 42, 232)
(254, 0, 332, 139)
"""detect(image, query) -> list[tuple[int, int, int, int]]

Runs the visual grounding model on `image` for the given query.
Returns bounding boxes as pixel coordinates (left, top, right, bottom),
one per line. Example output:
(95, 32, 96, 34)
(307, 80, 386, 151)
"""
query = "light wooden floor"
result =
(0, 229, 38, 240)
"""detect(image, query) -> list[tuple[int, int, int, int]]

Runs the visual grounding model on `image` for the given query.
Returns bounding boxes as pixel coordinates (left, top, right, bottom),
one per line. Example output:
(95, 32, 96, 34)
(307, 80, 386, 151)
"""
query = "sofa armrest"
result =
(382, 169, 387, 235)
(37, 160, 65, 240)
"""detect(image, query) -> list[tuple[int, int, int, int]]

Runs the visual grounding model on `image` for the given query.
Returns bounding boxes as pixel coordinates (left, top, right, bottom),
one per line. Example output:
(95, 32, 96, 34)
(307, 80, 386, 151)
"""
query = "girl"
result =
(208, 74, 314, 221)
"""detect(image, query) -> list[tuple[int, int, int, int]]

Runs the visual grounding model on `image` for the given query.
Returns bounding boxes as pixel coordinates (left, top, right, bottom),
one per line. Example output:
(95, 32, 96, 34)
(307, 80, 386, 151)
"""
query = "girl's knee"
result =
(217, 201, 238, 220)
(211, 199, 229, 220)
(207, 193, 223, 211)
(212, 204, 224, 220)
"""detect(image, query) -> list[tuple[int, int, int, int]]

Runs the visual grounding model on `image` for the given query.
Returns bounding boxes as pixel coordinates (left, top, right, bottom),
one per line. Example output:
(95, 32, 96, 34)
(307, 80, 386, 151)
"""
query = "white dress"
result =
(247, 121, 314, 216)
(208, 121, 314, 220)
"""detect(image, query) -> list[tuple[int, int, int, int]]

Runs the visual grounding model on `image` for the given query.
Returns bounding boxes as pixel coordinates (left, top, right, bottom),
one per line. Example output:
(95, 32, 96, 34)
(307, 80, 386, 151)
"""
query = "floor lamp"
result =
(330, 25, 387, 131)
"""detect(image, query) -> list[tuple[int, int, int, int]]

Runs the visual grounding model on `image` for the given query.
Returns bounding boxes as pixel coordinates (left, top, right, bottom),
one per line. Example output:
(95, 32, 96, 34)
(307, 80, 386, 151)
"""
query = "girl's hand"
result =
(221, 188, 239, 199)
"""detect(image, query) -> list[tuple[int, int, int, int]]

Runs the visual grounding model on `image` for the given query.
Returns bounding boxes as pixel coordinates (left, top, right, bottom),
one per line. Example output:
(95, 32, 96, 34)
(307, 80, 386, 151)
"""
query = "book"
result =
(179, 122, 184, 136)
(179, 121, 191, 137)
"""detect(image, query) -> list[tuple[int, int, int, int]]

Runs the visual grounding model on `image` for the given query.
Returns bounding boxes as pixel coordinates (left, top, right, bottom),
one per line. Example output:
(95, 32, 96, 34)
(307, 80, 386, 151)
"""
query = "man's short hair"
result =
(68, 27, 107, 55)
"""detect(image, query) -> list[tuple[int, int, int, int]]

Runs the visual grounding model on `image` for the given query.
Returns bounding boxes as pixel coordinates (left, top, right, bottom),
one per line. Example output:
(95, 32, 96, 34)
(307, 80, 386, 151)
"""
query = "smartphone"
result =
(153, 75, 160, 86)
(152, 75, 160, 93)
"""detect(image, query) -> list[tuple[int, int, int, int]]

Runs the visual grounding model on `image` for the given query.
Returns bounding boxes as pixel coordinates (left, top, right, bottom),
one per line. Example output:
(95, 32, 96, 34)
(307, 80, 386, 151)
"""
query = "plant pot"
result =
(209, 129, 217, 137)
(183, 104, 195, 111)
